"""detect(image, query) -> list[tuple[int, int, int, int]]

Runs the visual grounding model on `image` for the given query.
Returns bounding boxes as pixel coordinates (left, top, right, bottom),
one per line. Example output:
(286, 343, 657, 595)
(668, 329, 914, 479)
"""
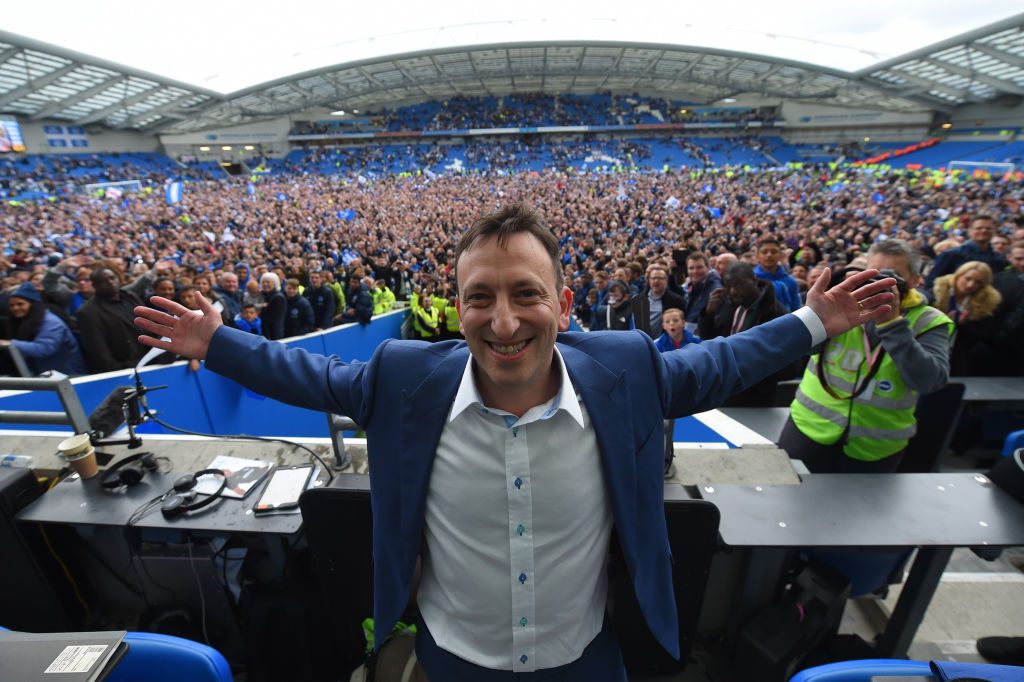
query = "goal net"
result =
(947, 160, 1016, 179)
(83, 180, 142, 197)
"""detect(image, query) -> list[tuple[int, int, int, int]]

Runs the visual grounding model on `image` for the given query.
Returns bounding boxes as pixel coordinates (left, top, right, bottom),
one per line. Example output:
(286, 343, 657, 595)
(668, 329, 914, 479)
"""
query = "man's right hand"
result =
(705, 288, 726, 314)
(134, 292, 222, 360)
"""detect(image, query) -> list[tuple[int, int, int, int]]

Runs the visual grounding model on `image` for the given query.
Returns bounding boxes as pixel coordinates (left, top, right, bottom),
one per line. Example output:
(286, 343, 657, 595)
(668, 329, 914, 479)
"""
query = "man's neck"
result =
(970, 240, 991, 252)
(474, 358, 560, 418)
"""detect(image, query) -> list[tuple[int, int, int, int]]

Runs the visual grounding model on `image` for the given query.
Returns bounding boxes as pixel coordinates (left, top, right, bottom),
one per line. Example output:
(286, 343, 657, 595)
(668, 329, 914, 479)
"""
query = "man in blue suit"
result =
(135, 203, 895, 681)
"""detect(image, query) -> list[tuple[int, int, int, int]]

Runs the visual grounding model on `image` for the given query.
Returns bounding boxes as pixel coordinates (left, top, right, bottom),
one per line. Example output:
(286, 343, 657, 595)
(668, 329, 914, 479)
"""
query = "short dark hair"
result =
(454, 202, 562, 291)
(757, 238, 782, 251)
(725, 262, 756, 283)
(241, 303, 256, 311)
(686, 251, 709, 266)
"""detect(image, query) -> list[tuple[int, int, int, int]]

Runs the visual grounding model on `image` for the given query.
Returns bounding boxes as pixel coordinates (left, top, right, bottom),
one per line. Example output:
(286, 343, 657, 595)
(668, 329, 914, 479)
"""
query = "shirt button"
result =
(520, 617, 528, 627)
(514, 477, 522, 489)
(520, 655, 528, 664)
(519, 573, 527, 584)
(516, 524, 525, 536)
(513, 427, 519, 437)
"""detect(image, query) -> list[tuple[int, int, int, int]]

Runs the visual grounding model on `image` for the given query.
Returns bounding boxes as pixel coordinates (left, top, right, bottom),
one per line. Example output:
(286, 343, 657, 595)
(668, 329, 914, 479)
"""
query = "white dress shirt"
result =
(416, 309, 826, 672)
(417, 347, 611, 672)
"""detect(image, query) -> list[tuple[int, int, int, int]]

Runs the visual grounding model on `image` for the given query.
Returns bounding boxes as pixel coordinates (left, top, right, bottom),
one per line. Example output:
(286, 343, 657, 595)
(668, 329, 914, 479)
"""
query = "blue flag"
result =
(165, 181, 183, 205)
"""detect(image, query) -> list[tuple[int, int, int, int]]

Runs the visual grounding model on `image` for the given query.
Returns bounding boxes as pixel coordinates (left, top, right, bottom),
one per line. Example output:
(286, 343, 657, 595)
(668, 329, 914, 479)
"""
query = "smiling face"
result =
(8, 296, 30, 319)
(153, 279, 175, 299)
(456, 232, 572, 414)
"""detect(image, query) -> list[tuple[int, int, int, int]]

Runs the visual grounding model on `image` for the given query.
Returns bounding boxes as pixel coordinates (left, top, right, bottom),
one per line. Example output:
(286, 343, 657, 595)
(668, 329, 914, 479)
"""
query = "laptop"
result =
(0, 630, 128, 682)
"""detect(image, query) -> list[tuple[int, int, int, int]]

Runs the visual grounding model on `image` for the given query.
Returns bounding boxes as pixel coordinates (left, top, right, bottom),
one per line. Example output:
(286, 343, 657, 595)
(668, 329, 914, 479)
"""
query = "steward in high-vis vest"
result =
(410, 291, 441, 340)
(441, 297, 461, 340)
(780, 240, 953, 473)
(372, 280, 396, 315)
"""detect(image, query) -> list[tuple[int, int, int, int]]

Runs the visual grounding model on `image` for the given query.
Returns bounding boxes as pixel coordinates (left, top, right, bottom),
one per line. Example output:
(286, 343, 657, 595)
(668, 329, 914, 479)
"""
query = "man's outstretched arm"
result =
(660, 268, 896, 417)
(134, 293, 372, 422)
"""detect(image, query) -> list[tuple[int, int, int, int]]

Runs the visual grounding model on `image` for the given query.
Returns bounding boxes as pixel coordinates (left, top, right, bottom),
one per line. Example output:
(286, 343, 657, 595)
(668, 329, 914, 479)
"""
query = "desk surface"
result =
(701, 473, 1024, 548)
(719, 407, 789, 443)
(17, 470, 303, 535)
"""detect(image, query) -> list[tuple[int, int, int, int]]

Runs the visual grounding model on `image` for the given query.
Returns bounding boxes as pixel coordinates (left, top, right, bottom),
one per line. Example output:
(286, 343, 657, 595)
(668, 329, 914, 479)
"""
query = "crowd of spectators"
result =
(1, 148, 1023, 379)
(290, 93, 776, 135)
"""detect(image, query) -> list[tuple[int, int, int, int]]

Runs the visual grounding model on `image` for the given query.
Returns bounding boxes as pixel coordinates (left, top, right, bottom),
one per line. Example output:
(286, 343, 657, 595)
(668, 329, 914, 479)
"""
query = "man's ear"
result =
(455, 296, 465, 335)
(558, 286, 573, 332)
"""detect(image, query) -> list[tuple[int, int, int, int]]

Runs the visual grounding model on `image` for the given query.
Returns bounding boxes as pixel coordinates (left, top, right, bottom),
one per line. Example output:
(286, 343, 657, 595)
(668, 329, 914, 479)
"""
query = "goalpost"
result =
(947, 160, 1016, 178)
(83, 179, 142, 196)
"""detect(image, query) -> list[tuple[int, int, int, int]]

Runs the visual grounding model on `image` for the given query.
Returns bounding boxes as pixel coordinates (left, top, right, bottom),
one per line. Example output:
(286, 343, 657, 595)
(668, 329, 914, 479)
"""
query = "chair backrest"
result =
(106, 631, 232, 682)
(898, 382, 965, 473)
(299, 476, 373, 677)
(1003, 430, 1024, 458)
(789, 658, 933, 681)
(0, 627, 231, 682)
(615, 489, 721, 676)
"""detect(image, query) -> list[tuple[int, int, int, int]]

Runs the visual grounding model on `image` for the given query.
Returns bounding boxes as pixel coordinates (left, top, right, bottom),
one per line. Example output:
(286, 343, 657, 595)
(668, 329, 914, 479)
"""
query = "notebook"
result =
(0, 630, 128, 682)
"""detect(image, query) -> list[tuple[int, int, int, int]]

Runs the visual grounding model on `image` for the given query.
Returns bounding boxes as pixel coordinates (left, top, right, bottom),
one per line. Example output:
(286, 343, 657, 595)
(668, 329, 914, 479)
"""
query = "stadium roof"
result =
(0, 10, 1022, 134)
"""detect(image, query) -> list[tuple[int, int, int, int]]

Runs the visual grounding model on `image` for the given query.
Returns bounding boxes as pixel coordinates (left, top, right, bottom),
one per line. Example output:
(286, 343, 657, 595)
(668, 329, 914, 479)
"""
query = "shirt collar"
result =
(449, 346, 585, 428)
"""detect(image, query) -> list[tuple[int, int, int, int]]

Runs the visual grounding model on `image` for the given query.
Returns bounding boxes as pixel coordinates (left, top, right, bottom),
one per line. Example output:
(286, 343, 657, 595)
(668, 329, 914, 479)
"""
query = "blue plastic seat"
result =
(0, 627, 231, 682)
(1002, 429, 1024, 458)
(789, 658, 933, 681)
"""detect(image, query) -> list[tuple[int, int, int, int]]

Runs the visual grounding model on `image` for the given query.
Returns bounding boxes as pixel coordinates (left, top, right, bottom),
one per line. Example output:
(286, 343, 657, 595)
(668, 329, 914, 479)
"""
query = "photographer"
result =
(780, 240, 953, 473)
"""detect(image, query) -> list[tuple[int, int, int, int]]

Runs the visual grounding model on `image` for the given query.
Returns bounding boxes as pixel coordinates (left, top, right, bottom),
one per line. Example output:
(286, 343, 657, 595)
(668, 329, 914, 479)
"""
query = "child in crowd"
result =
(242, 279, 264, 311)
(234, 304, 263, 335)
(653, 308, 701, 480)
(655, 307, 701, 352)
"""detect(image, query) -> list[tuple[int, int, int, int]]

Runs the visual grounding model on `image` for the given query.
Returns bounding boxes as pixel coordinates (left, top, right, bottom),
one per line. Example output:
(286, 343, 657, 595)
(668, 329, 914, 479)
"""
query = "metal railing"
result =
(1, 342, 32, 377)
(0, 373, 91, 433)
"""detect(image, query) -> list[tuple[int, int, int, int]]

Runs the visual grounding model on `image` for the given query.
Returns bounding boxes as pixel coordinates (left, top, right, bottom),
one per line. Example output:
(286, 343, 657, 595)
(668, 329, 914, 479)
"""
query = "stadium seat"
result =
(789, 658, 934, 681)
(106, 631, 232, 682)
(1002, 430, 1024, 458)
(0, 627, 232, 682)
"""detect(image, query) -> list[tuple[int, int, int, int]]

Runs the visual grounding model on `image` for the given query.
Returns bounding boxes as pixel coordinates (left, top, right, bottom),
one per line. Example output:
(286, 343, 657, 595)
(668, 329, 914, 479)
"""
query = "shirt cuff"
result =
(793, 306, 827, 346)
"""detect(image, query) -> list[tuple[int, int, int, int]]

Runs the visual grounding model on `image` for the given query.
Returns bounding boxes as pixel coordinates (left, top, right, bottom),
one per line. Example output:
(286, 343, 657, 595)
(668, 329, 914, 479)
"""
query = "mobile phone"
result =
(253, 465, 315, 513)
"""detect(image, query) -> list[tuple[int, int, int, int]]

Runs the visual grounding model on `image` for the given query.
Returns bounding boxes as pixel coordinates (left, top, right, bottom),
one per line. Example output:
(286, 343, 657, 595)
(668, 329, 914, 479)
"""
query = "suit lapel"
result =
(559, 343, 638, 546)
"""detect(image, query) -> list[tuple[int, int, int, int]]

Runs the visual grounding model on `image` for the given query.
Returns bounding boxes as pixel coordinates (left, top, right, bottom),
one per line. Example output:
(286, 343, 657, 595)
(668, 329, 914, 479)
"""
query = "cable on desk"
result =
(133, 366, 335, 483)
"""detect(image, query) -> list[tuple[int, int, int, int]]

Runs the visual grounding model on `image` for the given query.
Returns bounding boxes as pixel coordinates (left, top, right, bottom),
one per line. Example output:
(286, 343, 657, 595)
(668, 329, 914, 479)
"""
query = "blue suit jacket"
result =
(206, 313, 812, 659)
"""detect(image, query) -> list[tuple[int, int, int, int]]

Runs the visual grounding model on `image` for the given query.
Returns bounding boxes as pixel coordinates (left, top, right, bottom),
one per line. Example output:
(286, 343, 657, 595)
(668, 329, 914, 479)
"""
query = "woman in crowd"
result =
(259, 272, 287, 340)
(0, 283, 86, 376)
(932, 261, 1002, 376)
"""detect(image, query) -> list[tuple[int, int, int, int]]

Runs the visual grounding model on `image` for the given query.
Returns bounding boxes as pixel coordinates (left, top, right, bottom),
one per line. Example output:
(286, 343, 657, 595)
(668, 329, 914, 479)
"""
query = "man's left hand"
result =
(806, 268, 896, 338)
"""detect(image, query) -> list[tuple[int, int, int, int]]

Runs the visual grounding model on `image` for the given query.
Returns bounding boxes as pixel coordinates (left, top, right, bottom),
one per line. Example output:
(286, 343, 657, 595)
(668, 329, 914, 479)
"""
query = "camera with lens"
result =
(869, 268, 907, 300)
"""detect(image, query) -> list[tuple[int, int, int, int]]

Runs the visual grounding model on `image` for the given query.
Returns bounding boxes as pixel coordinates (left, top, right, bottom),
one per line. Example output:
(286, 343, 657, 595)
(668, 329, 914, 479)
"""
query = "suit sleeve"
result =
(206, 325, 376, 426)
(658, 313, 813, 418)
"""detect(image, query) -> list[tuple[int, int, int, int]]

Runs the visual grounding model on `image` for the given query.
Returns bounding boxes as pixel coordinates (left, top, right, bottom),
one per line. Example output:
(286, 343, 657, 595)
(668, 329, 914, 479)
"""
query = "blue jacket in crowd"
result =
(654, 329, 701, 352)
(754, 265, 801, 313)
(12, 310, 87, 376)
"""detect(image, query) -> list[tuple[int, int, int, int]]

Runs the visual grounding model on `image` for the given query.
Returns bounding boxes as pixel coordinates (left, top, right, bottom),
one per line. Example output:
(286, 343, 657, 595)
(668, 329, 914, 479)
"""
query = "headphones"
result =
(100, 452, 159, 489)
(160, 469, 228, 518)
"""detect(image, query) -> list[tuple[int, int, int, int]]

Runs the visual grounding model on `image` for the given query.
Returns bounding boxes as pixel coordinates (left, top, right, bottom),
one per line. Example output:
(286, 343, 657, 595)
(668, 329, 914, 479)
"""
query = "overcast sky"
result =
(3, 1, 1021, 93)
